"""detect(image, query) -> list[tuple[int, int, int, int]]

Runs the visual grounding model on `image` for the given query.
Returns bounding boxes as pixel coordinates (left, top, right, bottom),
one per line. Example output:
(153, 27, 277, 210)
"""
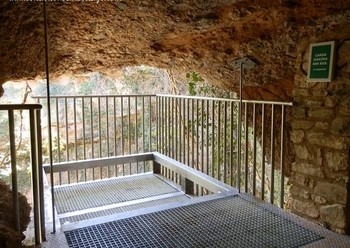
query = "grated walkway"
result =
(54, 174, 179, 214)
(64, 195, 323, 248)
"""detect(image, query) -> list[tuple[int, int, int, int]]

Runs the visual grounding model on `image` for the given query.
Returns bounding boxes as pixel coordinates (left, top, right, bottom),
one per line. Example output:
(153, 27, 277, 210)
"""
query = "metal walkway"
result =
(65, 195, 323, 248)
(55, 173, 189, 225)
(42, 153, 350, 248)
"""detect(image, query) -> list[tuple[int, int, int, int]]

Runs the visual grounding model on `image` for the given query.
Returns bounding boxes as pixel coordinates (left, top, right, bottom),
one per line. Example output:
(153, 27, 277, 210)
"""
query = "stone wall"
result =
(290, 26, 350, 234)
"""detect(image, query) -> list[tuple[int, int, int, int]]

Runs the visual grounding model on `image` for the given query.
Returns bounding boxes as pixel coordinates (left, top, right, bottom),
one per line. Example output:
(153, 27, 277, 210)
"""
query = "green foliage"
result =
(186, 71, 229, 97)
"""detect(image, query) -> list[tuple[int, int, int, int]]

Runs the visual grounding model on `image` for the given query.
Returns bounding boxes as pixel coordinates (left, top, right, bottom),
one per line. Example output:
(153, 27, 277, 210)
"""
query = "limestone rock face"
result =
(0, 180, 31, 248)
(0, 0, 350, 101)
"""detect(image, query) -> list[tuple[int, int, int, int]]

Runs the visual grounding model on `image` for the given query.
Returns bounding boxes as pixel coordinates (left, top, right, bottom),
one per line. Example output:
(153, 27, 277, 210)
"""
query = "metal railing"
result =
(33, 95, 157, 186)
(157, 95, 292, 208)
(34, 94, 292, 208)
(0, 104, 45, 245)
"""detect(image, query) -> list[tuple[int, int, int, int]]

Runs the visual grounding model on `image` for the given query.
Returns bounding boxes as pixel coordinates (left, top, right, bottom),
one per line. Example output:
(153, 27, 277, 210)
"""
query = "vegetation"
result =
(0, 66, 288, 209)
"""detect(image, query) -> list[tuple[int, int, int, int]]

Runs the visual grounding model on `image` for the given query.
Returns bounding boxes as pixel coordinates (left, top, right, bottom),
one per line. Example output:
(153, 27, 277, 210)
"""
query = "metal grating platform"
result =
(65, 195, 323, 248)
(55, 174, 179, 214)
(60, 194, 190, 224)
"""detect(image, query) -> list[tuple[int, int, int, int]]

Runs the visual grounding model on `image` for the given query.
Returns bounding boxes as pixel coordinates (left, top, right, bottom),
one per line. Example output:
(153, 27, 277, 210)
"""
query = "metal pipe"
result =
(56, 99, 60, 165)
(206, 100, 209, 176)
(43, 0, 56, 232)
(252, 103, 257, 196)
(90, 97, 94, 179)
(106, 97, 110, 177)
(82, 97, 87, 181)
(270, 104, 275, 204)
(156, 94, 293, 106)
(280, 105, 286, 208)
(217, 101, 221, 180)
(135, 97, 139, 173)
(128, 96, 131, 174)
(261, 104, 266, 200)
(211, 100, 215, 179)
(237, 62, 243, 191)
(73, 98, 78, 182)
(230, 101, 234, 186)
(36, 110, 46, 241)
(113, 97, 117, 157)
(121, 97, 125, 175)
(8, 110, 20, 232)
(30, 109, 40, 244)
(244, 102, 249, 193)
(182, 98, 186, 164)
(223, 101, 227, 183)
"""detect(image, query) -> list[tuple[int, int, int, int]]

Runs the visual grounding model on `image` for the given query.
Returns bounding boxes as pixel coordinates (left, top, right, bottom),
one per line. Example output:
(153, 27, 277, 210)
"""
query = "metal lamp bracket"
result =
(233, 57, 257, 70)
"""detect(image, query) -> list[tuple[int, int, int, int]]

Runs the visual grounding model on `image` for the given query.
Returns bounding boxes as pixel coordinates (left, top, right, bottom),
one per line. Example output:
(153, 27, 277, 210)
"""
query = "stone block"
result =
(311, 194, 327, 205)
(305, 100, 323, 107)
(331, 117, 350, 135)
(320, 204, 347, 229)
(307, 132, 348, 150)
(314, 182, 347, 205)
(324, 97, 338, 108)
(325, 152, 349, 171)
(307, 108, 334, 119)
(297, 80, 318, 89)
(290, 120, 314, 130)
(292, 88, 309, 97)
(291, 198, 319, 219)
(290, 130, 304, 143)
(314, 122, 329, 130)
(292, 107, 306, 118)
(293, 173, 315, 189)
(339, 98, 350, 117)
(292, 162, 324, 178)
(293, 145, 322, 164)
(290, 185, 311, 199)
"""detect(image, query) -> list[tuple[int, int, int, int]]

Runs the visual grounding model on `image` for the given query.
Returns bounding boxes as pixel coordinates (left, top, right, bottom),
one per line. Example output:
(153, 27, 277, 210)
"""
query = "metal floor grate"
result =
(60, 194, 190, 224)
(65, 195, 323, 248)
(55, 174, 179, 214)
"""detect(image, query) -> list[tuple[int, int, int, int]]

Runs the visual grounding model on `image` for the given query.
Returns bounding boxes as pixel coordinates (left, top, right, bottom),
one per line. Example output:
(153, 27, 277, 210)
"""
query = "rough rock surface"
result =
(0, 179, 31, 247)
(0, 0, 350, 100)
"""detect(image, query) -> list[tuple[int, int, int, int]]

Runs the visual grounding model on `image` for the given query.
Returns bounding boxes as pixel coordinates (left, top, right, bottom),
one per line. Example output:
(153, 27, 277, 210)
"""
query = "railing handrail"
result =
(0, 104, 42, 110)
(31, 94, 157, 99)
(31, 94, 292, 106)
(156, 94, 293, 106)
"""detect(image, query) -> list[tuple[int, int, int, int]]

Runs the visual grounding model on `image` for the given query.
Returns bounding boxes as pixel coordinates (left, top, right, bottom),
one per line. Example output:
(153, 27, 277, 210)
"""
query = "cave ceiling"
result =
(0, 0, 350, 100)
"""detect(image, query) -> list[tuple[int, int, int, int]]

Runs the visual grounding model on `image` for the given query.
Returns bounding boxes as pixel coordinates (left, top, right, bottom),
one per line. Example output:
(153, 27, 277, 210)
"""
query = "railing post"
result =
(8, 109, 20, 233)
(30, 109, 41, 244)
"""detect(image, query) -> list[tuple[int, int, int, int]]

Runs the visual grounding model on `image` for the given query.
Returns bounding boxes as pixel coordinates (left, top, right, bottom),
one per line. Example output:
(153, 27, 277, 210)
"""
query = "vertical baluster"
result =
(252, 103, 257, 196)
(90, 97, 94, 179)
(182, 98, 186, 164)
(8, 109, 20, 232)
(121, 96, 125, 176)
(261, 103, 266, 200)
(211, 100, 215, 179)
(82, 97, 87, 181)
(217, 101, 221, 181)
(73, 97, 78, 182)
(206, 100, 209, 176)
(55, 98, 61, 185)
(223, 101, 227, 184)
(191, 98, 195, 169)
(270, 104, 275, 204)
(244, 102, 249, 193)
(230, 101, 234, 186)
(135, 97, 139, 174)
(128, 96, 131, 174)
(280, 105, 286, 208)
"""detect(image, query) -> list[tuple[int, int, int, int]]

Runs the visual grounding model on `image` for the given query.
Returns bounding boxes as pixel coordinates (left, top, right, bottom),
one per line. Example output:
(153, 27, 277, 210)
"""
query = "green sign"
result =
(307, 41, 335, 82)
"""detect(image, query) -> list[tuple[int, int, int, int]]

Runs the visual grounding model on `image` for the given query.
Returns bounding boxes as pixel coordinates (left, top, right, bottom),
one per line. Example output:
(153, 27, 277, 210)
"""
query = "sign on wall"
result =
(307, 41, 335, 82)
